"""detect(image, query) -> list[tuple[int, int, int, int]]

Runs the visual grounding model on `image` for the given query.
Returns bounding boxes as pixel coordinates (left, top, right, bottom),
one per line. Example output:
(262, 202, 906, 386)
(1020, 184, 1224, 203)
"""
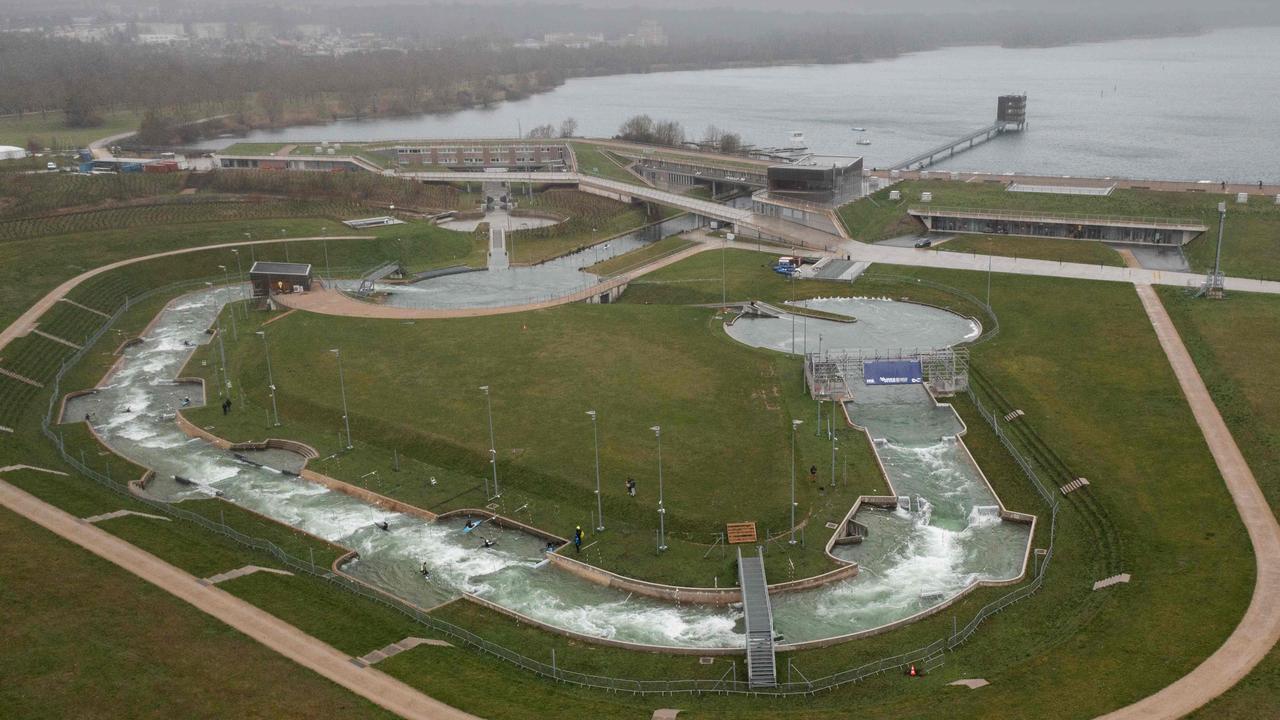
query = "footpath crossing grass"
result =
(1159, 288, 1280, 719)
(0, 506, 396, 720)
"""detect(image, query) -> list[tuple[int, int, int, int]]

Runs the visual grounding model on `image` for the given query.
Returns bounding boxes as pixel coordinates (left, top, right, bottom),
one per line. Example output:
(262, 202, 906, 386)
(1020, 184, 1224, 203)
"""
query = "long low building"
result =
(907, 205, 1208, 246)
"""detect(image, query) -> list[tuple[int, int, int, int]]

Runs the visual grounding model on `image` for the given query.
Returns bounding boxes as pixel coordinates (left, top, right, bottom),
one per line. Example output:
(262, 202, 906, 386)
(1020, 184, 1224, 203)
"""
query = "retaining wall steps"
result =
(82, 509, 172, 524)
(1060, 477, 1091, 495)
(203, 564, 293, 586)
(1092, 573, 1131, 591)
(354, 637, 453, 667)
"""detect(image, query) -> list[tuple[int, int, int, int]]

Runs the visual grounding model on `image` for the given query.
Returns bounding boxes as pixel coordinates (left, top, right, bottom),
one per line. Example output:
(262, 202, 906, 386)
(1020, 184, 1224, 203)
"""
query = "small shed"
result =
(250, 261, 313, 296)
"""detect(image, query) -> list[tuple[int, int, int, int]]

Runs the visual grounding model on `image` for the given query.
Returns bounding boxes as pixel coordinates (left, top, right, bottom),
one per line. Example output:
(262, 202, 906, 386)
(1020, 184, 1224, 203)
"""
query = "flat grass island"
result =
(0, 140, 1276, 719)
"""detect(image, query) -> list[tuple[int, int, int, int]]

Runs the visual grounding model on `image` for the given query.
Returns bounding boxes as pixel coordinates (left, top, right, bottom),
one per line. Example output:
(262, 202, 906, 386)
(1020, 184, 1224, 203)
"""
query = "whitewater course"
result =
(64, 231, 1033, 652)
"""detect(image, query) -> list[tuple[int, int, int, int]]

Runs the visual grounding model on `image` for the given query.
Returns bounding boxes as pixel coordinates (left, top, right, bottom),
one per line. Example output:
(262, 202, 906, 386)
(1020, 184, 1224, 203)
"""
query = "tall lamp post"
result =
(651, 425, 666, 552)
(231, 248, 246, 313)
(790, 418, 803, 544)
(218, 265, 237, 340)
(587, 410, 603, 531)
(1211, 201, 1227, 298)
(480, 386, 500, 498)
(330, 348, 352, 449)
(256, 331, 279, 426)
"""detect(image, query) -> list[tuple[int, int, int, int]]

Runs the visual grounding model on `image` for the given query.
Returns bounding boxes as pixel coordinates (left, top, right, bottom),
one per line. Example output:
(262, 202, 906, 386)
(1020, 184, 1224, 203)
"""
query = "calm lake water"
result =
(203, 27, 1280, 182)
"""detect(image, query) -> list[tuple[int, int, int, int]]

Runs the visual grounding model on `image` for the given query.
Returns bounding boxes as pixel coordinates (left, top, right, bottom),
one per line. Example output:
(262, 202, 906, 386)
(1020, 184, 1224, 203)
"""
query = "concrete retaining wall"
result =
(229, 437, 319, 460)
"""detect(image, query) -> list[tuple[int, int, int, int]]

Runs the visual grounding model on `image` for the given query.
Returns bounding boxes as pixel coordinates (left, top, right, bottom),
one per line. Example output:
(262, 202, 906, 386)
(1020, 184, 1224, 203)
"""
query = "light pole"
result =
(587, 410, 603, 531)
(330, 348, 352, 449)
(790, 418, 803, 544)
(231, 248, 246, 314)
(480, 386, 500, 498)
(256, 331, 279, 426)
(1213, 201, 1227, 294)
(651, 425, 666, 552)
(219, 265, 237, 340)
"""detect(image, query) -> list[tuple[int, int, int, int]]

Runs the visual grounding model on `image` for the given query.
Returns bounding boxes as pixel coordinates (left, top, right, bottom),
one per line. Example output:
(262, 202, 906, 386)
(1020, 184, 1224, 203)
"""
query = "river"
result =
(198, 27, 1280, 183)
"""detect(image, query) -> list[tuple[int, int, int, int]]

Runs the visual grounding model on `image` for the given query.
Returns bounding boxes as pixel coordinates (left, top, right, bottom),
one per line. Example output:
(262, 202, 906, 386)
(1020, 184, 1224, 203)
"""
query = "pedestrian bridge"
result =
(738, 547, 777, 687)
(400, 170, 754, 227)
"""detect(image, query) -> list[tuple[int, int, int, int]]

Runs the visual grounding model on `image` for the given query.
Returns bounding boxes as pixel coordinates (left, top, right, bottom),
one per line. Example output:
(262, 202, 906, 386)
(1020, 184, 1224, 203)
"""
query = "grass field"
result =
(570, 142, 645, 185)
(840, 180, 1280, 279)
(0, 109, 141, 150)
(937, 233, 1126, 266)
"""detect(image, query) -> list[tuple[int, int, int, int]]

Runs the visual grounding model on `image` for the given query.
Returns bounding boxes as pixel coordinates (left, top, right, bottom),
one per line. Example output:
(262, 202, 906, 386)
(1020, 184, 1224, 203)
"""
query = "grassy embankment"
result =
(1160, 288, 1280, 719)
(937, 233, 1125, 266)
(838, 179, 1280, 279)
(569, 142, 646, 185)
(583, 236, 697, 277)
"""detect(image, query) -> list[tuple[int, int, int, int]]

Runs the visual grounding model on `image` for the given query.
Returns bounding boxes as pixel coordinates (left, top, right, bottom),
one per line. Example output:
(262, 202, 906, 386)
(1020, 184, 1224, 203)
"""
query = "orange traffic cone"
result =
(908, 664, 918, 677)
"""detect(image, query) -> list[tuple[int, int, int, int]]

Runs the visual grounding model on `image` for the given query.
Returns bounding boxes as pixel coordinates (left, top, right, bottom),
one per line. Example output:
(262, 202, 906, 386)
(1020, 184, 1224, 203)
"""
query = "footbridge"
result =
(401, 170, 754, 227)
(891, 122, 1013, 172)
(738, 547, 777, 687)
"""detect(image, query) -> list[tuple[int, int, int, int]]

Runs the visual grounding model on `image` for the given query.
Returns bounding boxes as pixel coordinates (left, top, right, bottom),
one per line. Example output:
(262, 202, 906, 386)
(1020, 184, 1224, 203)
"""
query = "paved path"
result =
(0, 235, 367, 354)
(0, 478, 480, 720)
(355, 637, 453, 667)
(277, 240, 713, 320)
(1096, 285, 1280, 719)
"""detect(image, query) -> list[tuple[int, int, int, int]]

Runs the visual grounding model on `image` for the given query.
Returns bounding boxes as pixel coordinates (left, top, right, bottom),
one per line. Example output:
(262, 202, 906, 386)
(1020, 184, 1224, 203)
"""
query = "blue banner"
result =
(863, 359, 923, 386)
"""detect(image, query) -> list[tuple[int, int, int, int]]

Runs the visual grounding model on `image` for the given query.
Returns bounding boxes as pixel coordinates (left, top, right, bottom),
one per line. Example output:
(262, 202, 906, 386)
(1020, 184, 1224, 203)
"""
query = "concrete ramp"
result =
(738, 546, 776, 687)
(487, 227, 510, 270)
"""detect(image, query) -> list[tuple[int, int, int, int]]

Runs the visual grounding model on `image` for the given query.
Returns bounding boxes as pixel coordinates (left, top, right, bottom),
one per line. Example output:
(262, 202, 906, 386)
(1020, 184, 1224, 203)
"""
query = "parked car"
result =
(914, 238, 933, 249)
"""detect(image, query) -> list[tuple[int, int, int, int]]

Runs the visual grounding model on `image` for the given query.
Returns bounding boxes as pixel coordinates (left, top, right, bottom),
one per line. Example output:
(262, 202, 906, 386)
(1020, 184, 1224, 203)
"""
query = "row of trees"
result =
(527, 118, 578, 139)
(615, 116, 746, 153)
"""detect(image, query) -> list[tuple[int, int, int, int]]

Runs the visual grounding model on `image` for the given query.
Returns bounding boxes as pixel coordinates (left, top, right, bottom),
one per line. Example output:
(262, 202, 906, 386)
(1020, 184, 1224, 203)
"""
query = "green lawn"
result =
(583, 236, 696, 277)
(0, 506, 396, 720)
(937, 233, 1125, 266)
(0, 109, 141, 150)
(182, 299, 880, 586)
(570, 142, 646, 185)
(840, 180, 1280, 279)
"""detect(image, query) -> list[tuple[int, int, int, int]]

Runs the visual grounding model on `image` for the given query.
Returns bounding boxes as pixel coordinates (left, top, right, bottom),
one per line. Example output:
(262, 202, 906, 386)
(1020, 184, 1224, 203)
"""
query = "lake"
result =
(201, 26, 1280, 183)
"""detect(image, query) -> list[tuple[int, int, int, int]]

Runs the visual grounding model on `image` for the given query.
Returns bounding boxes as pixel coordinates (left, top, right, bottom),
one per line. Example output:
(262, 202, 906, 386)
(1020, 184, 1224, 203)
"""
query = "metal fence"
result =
(32, 272, 1057, 697)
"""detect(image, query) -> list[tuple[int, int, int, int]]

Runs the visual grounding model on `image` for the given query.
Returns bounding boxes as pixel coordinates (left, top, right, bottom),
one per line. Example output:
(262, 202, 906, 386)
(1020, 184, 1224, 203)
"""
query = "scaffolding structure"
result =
(805, 348, 970, 399)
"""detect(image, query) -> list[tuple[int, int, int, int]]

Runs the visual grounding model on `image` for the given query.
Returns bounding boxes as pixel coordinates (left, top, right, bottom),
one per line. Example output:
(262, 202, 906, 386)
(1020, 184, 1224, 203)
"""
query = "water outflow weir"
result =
(738, 547, 777, 687)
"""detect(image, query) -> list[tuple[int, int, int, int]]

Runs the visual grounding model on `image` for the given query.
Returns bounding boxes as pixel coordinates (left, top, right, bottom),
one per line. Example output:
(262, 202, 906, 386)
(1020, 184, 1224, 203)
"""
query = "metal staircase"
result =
(738, 546, 776, 687)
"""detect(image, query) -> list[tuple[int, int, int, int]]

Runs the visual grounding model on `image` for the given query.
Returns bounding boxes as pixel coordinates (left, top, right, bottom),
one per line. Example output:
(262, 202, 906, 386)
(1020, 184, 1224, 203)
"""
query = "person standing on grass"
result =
(574, 526, 583, 553)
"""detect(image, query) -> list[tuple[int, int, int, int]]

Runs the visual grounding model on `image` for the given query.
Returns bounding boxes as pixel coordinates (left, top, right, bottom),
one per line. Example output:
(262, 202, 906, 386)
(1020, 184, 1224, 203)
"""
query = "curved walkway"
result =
(0, 235, 366, 354)
(277, 240, 712, 319)
(0, 478, 479, 720)
(1099, 285, 1280, 719)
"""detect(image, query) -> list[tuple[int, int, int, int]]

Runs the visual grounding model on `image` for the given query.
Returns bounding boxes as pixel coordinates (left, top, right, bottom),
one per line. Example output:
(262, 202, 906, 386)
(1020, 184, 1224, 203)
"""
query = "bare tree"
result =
(719, 132, 743, 154)
(617, 114, 655, 143)
(527, 123, 556, 138)
(558, 117, 579, 138)
(702, 125, 722, 146)
(653, 119, 685, 147)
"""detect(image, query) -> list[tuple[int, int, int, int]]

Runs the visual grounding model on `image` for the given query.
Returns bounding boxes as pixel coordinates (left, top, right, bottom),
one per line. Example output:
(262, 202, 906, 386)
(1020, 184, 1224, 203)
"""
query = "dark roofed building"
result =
(249, 261, 313, 296)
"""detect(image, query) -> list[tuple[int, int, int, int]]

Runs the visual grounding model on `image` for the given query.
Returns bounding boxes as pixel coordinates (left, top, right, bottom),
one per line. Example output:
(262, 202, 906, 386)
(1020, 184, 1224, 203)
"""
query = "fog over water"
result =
(205, 27, 1280, 182)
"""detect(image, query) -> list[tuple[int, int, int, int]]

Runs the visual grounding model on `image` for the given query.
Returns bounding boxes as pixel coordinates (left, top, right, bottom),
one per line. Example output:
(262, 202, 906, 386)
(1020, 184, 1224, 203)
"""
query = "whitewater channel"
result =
(64, 287, 1031, 650)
